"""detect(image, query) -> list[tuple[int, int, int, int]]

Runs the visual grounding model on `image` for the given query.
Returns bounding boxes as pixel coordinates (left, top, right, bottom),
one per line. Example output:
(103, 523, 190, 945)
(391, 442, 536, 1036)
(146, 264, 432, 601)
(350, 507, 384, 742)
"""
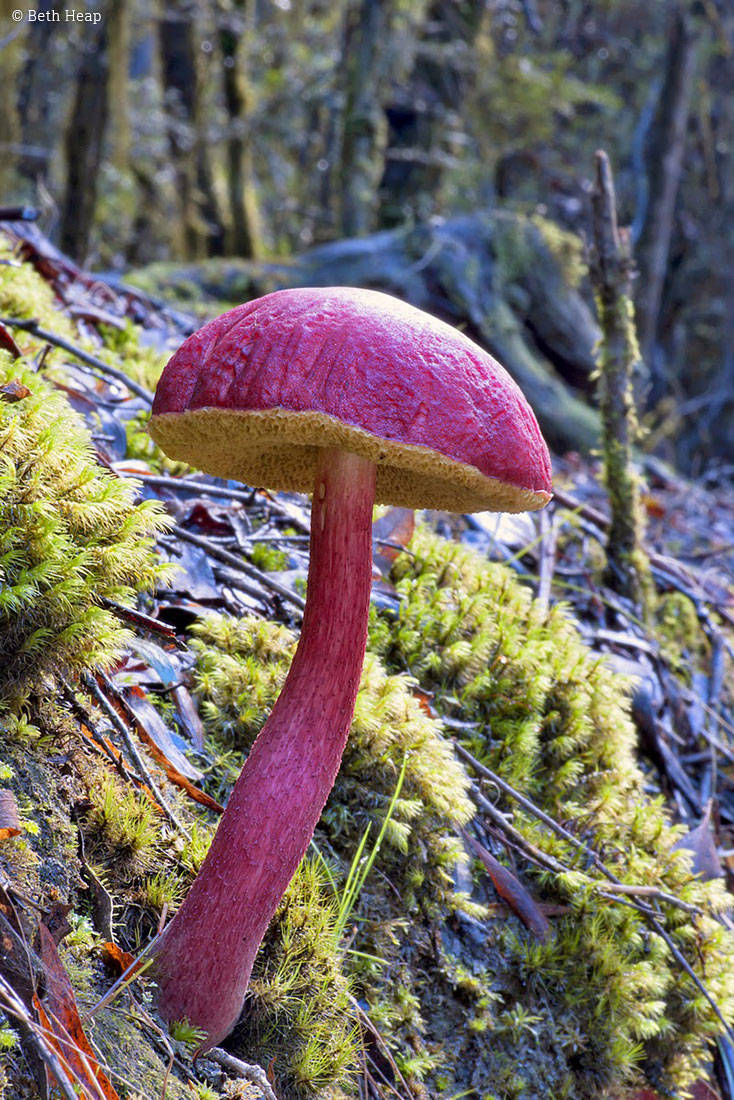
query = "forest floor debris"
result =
(1, 215, 733, 1100)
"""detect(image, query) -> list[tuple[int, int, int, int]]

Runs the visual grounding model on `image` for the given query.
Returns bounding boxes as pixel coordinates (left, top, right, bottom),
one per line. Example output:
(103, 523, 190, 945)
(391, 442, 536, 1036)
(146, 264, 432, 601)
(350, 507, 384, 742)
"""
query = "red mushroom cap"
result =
(150, 286, 552, 513)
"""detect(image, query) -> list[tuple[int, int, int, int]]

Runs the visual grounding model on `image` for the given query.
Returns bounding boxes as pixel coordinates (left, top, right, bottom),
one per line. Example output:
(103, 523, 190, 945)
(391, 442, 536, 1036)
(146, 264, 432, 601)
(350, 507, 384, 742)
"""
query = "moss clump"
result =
(190, 612, 473, 918)
(190, 611, 475, 1096)
(367, 526, 734, 1098)
(0, 240, 77, 345)
(249, 540, 289, 573)
(654, 590, 711, 676)
(83, 778, 162, 875)
(233, 860, 358, 1100)
(0, 354, 170, 709)
(530, 214, 587, 289)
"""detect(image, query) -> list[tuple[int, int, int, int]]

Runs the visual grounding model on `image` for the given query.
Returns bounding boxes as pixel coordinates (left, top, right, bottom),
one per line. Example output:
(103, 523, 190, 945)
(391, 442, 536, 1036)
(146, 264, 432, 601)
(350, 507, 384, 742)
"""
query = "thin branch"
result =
(98, 596, 185, 648)
(82, 671, 191, 840)
(169, 523, 306, 612)
(0, 975, 80, 1100)
(0, 316, 153, 402)
(206, 1047, 280, 1100)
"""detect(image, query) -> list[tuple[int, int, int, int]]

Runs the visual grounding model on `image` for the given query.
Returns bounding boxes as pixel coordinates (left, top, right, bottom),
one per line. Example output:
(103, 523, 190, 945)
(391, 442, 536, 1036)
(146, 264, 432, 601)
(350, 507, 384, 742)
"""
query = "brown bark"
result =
(159, 0, 225, 258)
(378, 0, 485, 227)
(218, 0, 261, 257)
(106, 0, 131, 173)
(15, 0, 61, 186)
(58, 16, 110, 262)
(635, 9, 698, 363)
(0, 1, 22, 198)
(339, 0, 392, 237)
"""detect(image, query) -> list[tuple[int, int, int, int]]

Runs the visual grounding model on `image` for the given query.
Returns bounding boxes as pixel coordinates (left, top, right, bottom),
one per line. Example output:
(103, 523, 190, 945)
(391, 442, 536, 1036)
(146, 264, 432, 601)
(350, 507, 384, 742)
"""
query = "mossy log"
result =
(128, 209, 602, 455)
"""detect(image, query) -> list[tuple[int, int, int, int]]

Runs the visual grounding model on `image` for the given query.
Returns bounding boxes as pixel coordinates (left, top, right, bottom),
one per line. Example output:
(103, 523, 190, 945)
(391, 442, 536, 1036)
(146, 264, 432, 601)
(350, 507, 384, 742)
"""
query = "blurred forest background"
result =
(1, 0, 733, 474)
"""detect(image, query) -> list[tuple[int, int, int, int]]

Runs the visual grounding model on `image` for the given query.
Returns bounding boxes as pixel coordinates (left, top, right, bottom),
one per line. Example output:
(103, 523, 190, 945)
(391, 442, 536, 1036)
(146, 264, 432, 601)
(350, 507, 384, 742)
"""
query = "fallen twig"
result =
(83, 671, 191, 840)
(0, 316, 153, 403)
(98, 597, 185, 648)
(207, 1047, 280, 1100)
(169, 523, 306, 613)
(0, 974, 80, 1100)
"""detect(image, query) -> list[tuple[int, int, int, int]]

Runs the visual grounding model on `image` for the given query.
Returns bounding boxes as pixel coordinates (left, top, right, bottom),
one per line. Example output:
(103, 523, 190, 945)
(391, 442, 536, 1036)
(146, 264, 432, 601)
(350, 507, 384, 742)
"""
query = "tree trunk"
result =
(339, 0, 392, 237)
(0, 0, 23, 198)
(107, 0, 131, 173)
(58, 16, 110, 262)
(159, 0, 225, 258)
(377, 0, 485, 227)
(635, 8, 698, 366)
(218, 0, 261, 257)
(15, 0, 61, 186)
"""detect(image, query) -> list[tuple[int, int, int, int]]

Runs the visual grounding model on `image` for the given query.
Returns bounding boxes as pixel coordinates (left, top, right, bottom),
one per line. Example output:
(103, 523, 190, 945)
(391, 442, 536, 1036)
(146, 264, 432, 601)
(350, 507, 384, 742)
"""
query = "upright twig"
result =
(590, 150, 652, 615)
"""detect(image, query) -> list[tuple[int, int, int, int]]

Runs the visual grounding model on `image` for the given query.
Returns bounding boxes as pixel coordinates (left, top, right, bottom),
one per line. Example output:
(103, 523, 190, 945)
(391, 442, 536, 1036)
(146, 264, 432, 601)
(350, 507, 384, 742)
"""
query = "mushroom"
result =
(148, 286, 552, 1047)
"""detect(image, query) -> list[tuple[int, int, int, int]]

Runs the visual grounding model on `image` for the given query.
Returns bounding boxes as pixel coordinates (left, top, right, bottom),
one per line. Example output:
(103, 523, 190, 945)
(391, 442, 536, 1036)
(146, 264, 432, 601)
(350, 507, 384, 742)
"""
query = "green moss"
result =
(250, 540, 289, 572)
(530, 215, 587, 289)
(0, 240, 77, 346)
(90, 997, 195, 1100)
(189, 610, 476, 1096)
(0, 704, 81, 901)
(233, 860, 358, 1100)
(0, 354, 171, 709)
(654, 590, 711, 676)
(83, 779, 162, 874)
(190, 612, 473, 919)
(366, 526, 734, 1098)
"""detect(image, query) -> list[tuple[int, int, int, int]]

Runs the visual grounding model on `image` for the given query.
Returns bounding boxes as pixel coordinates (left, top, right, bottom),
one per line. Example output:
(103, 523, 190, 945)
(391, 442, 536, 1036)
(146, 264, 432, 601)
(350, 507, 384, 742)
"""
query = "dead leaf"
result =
(641, 492, 667, 519)
(123, 686, 201, 781)
(0, 885, 42, 1016)
(372, 508, 415, 574)
(80, 858, 114, 942)
(120, 687, 224, 814)
(172, 684, 205, 753)
(461, 828, 551, 941)
(0, 378, 31, 402)
(44, 902, 73, 946)
(185, 500, 233, 535)
(126, 638, 180, 687)
(0, 326, 23, 360)
(37, 922, 121, 1100)
(0, 790, 21, 840)
(100, 942, 136, 978)
(673, 801, 721, 881)
(411, 687, 438, 719)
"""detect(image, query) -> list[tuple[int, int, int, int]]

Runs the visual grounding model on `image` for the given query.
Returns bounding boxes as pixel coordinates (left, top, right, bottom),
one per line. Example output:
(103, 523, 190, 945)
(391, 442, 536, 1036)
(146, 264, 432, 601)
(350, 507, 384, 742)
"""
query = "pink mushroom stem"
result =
(153, 447, 377, 1047)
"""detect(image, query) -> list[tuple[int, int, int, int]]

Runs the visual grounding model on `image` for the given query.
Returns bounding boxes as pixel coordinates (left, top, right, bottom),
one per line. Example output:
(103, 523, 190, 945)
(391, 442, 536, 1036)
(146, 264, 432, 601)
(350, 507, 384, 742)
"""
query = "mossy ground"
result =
(1, 239, 733, 1100)
(188, 528, 734, 1099)
(368, 527, 734, 1098)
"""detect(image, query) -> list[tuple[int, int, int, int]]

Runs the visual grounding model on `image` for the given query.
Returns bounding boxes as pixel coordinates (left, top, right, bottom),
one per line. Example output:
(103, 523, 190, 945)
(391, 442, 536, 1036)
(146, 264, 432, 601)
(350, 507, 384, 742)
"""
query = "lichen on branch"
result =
(590, 149, 652, 612)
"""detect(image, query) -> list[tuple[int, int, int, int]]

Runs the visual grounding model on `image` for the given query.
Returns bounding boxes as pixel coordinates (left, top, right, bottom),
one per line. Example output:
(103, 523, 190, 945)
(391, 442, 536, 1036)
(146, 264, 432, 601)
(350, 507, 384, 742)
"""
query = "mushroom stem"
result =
(153, 447, 377, 1047)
